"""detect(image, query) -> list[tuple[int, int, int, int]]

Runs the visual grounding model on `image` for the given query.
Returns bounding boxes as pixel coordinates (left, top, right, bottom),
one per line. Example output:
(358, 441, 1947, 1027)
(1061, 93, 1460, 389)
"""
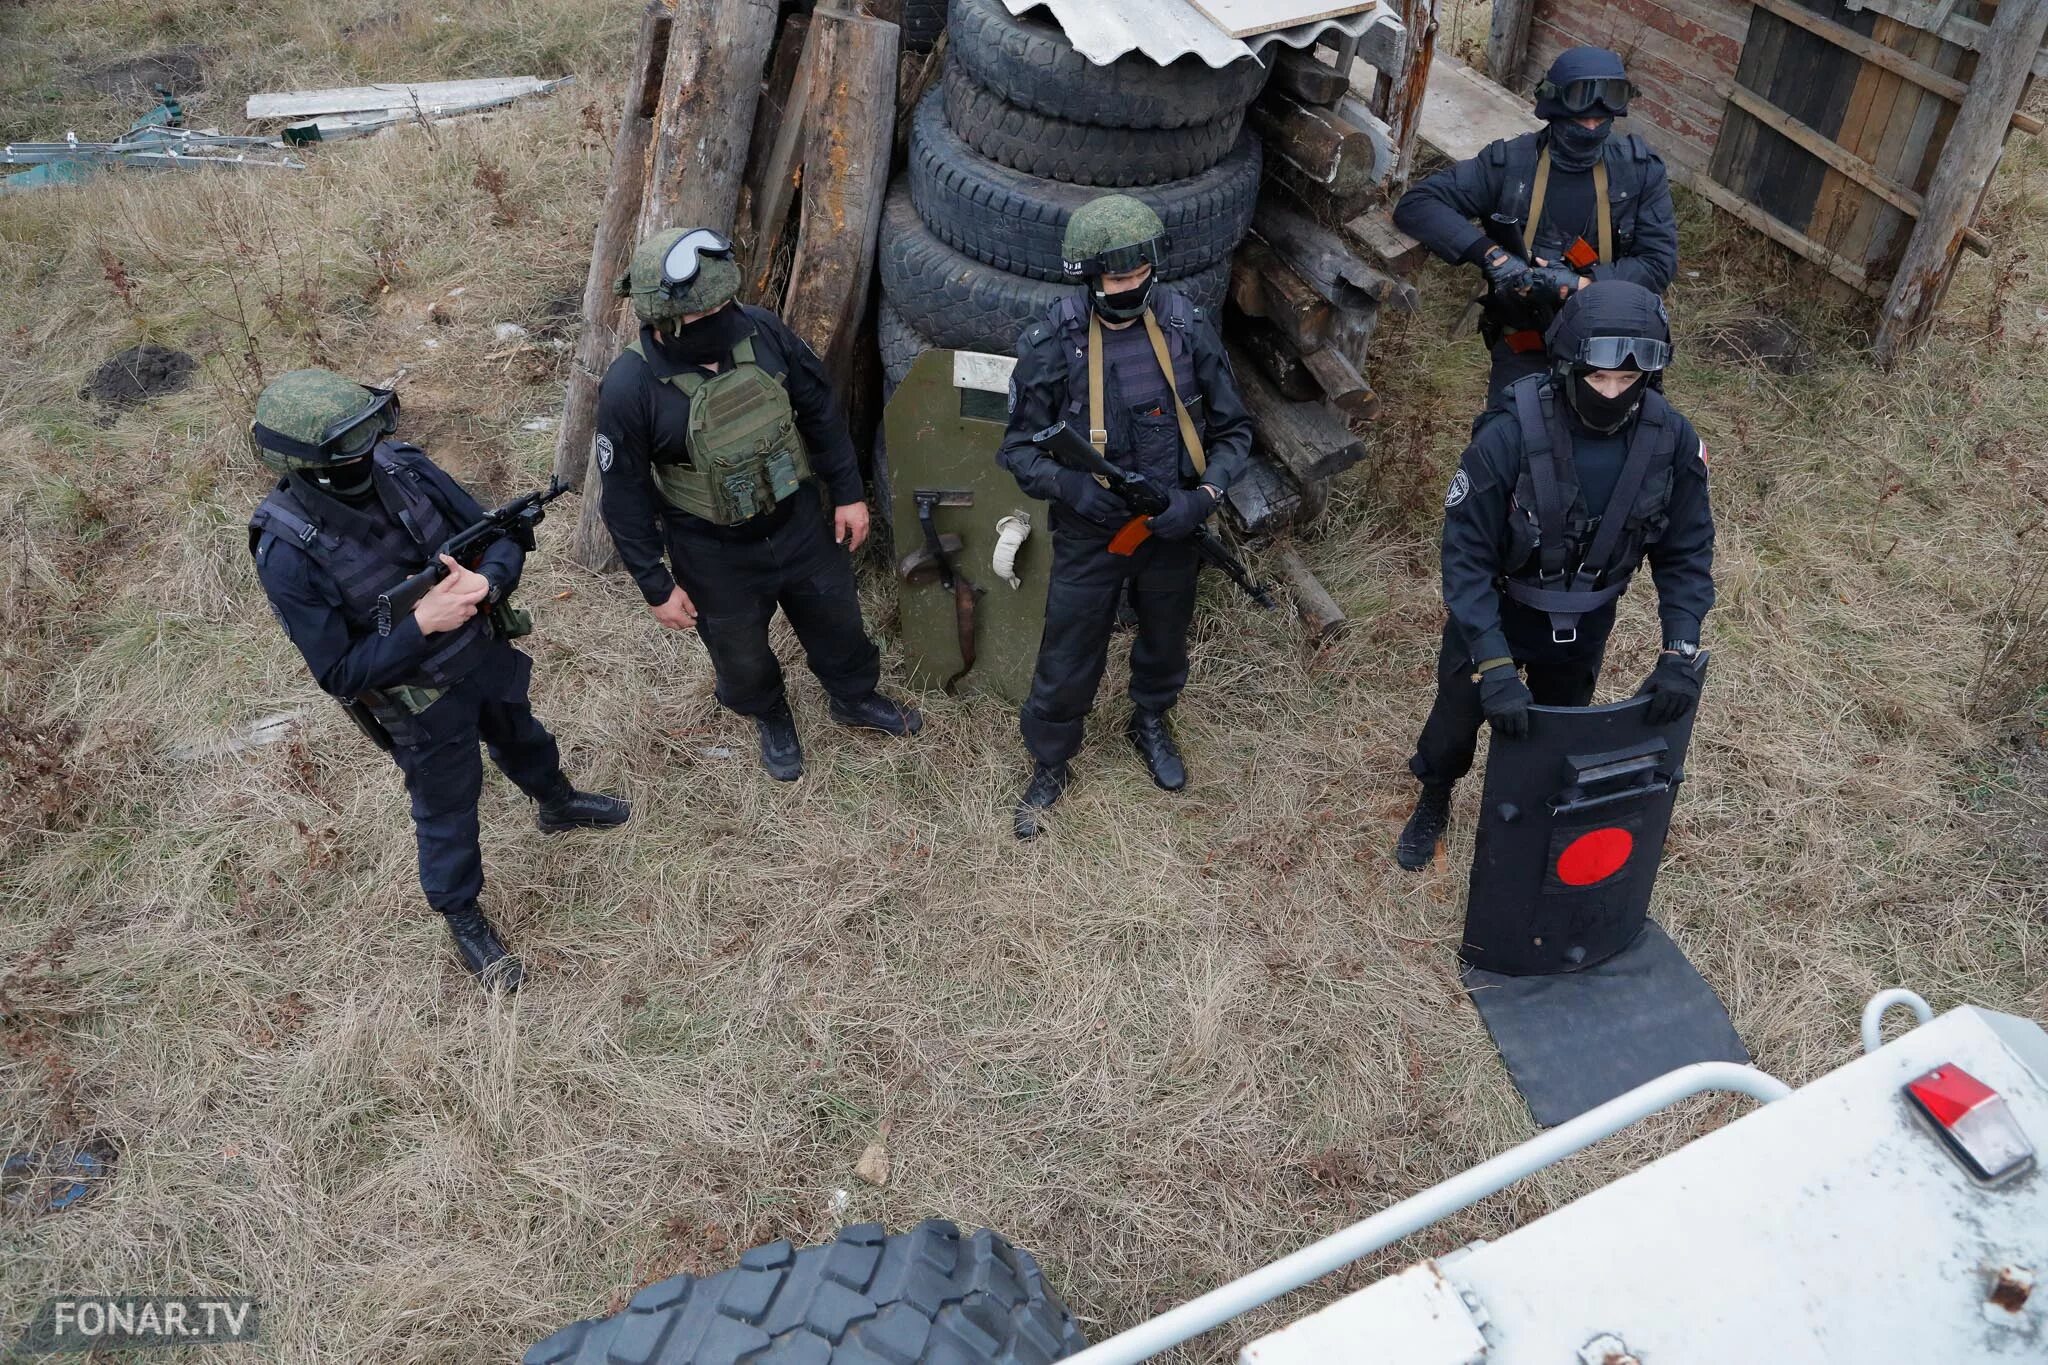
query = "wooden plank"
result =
(555, 2, 672, 494)
(1487, 0, 1538, 83)
(1749, 0, 2043, 134)
(1386, 0, 1438, 186)
(1876, 0, 2048, 363)
(780, 11, 900, 398)
(746, 16, 819, 303)
(1843, 0, 2048, 79)
(635, 0, 780, 243)
(1275, 544, 1348, 641)
(1834, 16, 1959, 270)
(246, 76, 559, 120)
(1417, 49, 1538, 164)
(1686, 171, 1881, 294)
(1254, 201, 1420, 310)
(1187, 0, 1387, 40)
(1720, 79, 1988, 251)
(1343, 205, 1429, 274)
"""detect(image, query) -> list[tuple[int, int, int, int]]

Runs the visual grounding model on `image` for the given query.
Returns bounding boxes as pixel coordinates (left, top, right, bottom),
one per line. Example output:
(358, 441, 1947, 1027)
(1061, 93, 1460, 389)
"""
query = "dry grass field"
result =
(3, 3, 2046, 1361)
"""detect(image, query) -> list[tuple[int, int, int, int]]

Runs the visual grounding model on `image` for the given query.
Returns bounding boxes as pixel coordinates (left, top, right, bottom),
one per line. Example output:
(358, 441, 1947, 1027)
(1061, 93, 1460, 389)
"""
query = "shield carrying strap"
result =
(1085, 310, 1207, 476)
(1526, 149, 1613, 267)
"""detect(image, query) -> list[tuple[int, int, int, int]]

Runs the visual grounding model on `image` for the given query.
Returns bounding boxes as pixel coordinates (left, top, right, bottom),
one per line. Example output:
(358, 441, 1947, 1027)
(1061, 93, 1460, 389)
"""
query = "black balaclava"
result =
(658, 300, 755, 367)
(1544, 279, 1671, 434)
(1535, 47, 1629, 173)
(307, 457, 377, 502)
(1091, 269, 1155, 324)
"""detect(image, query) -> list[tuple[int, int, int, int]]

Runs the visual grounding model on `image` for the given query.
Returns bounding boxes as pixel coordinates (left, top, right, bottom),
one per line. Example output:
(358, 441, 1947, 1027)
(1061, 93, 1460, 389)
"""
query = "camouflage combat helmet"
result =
(1061, 195, 1169, 279)
(619, 226, 743, 324)
(249, 368, 398, 475)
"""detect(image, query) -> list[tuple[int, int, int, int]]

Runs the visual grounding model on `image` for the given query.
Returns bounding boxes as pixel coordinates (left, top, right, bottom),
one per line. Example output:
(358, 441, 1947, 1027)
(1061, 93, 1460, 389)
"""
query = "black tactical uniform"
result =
(1000, 286, 1255, 783)
(252, 433, 626, 988)
(1394, 47, 1678, 401)
(1398, 281, 1713, 868)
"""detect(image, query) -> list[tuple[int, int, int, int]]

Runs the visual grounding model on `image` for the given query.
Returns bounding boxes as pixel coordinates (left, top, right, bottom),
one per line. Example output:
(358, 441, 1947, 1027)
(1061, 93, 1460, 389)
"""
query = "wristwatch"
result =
(1662, 640, 1700, 660)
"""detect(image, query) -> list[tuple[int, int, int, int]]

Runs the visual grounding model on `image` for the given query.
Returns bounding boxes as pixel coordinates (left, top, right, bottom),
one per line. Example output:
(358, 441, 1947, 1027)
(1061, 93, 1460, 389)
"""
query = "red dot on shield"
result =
(1557, 828, 1634, 886)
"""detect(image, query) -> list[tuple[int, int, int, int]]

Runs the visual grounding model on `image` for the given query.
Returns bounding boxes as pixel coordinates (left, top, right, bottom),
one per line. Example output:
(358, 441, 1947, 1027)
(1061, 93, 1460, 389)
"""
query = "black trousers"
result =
(1409, 602, 1616, 787)
(1021, 523, 1201, 766)
(668, 494, 880, 717)
(1486, 341, 1551, 404)
(387, 651, 569, 915)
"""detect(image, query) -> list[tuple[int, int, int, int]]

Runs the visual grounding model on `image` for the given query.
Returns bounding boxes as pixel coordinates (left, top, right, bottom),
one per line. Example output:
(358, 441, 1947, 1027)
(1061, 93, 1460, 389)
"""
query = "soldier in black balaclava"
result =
(1393, 280, 1714, 870)
(1394, 47, 1679, 402)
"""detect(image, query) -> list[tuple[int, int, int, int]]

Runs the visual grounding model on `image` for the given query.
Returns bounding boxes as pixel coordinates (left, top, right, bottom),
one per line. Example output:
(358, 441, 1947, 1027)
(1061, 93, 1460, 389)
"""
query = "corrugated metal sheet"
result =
(1003, 0, 1402, 70)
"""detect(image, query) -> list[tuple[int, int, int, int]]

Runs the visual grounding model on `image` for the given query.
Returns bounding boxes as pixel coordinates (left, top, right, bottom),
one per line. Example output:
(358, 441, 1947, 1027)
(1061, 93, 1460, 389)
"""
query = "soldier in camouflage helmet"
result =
(249, 369, 630, 992)
(594, 227, 920, 782)
(998, 194, 1256, 839)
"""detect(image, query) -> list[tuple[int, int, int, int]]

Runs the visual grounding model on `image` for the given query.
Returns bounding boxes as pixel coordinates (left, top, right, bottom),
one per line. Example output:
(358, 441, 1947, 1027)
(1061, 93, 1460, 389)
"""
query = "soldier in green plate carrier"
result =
(998, 195, 1256, 839)
(248, 370, 630, 993)
(594, 228, 921, 781)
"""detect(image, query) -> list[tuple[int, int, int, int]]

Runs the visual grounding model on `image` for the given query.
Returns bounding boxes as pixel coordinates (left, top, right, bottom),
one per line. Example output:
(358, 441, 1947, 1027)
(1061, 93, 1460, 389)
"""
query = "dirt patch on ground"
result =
(82, 344, 196, 410)
(1697, 315, 1819, 376)
(79, 46, 211, 100)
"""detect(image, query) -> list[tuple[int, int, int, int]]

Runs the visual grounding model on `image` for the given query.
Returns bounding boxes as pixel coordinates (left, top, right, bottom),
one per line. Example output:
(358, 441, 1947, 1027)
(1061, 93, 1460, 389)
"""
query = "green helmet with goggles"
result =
(618, 226, 742, 324)
(249, 369, 400, 476)
(1062, 195, 1168, 323)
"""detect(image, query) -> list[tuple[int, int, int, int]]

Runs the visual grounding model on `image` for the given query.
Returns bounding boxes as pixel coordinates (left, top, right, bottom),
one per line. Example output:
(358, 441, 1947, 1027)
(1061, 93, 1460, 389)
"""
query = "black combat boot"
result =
(1395, 783, 1454, 871)
(1126, 709, 1187, 792)
(1013, 762, 1069, 841)
(444, 906, 524, 993)
(829, 691, 925, 737)
(755, 702, 804, 782)
(535, 788, 632, 834)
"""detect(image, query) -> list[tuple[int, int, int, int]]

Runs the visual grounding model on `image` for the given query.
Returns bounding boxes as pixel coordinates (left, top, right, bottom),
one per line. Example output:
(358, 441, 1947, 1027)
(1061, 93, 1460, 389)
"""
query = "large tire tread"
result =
(524, 1220, 1089, 1365)
(940, 60, 1244, 188)
(909, 90, 1260, 284)
(947, 0, 1267, 131)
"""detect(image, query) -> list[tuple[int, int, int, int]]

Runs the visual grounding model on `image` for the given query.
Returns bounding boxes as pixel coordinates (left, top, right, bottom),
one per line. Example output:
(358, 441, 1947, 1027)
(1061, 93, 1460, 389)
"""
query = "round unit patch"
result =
(594, 433, 614, 473)
(1444, 469, 1471, 508)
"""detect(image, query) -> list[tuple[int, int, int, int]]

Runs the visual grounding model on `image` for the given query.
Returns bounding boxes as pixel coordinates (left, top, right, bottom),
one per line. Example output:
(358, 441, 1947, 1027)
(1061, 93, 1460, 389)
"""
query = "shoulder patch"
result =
(595, 433, 615, 473)
(1445, 468, 1472, 508)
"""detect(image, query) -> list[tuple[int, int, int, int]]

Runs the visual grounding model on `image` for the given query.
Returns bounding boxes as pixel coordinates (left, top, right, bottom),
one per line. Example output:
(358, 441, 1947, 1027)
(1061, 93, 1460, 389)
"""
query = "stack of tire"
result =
(878, 0, 1271, 391)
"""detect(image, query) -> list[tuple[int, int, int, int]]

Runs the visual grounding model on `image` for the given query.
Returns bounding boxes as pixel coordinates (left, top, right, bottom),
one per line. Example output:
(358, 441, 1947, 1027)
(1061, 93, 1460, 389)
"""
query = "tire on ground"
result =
(909, 91, 1260, 284)
(879, 297, 932, 395)
(522, 1219, 1089, 1365)
(941, 60, 1244, 188)
(881, 186, 1229, 355)
(904, 0, 946, 51)
(947, 0, 1267, 130)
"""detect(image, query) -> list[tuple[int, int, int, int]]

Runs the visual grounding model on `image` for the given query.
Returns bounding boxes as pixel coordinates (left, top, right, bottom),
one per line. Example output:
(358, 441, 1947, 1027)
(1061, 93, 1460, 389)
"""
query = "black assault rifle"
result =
(1031, 421, 1275, 610)
(373, 476, 573, 635)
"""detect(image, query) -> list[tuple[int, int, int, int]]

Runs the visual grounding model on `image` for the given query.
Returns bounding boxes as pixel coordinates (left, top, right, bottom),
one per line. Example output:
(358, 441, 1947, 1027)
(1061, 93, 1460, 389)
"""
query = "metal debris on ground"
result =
(241, 76, 576, 145)
(2, 89, 298, 193)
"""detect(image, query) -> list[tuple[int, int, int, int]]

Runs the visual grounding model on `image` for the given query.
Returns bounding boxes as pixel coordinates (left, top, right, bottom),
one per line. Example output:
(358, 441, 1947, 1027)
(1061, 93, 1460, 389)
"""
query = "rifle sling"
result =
(1085, 310, 1207, 478)
(1526, 149, 1613, 268)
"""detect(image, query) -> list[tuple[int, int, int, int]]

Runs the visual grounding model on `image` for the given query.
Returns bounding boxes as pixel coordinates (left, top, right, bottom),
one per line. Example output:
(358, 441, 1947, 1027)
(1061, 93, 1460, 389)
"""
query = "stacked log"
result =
(560, 0, 903, 572)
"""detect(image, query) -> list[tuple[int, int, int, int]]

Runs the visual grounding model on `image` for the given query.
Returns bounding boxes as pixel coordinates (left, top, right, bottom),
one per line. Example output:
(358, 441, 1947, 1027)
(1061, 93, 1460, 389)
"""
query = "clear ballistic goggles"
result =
(660, 228, 736, 296)
(1537, 76, 1638, 115)
(251, 386, 400, 463)
(1063, 236, 1167, 279)
(1572, 336, 1672, 372)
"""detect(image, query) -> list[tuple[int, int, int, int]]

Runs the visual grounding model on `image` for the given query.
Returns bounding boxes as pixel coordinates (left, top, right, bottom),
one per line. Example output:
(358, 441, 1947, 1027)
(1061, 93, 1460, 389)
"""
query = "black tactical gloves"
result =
(1480, 246, 1533, 297)
(1524, 264, 1586, 304)
(1478, 662, 1534, 739)
(1146, 486, 1218, 540)
(1637, 651, 1703, 723)
(1057, 470, 1131, 526)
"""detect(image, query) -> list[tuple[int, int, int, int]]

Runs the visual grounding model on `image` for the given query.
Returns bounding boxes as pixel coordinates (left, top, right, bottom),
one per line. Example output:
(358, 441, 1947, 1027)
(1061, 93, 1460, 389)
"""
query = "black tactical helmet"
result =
(1533, 47, 1636, 120)
(1546, 281, 1672, 432)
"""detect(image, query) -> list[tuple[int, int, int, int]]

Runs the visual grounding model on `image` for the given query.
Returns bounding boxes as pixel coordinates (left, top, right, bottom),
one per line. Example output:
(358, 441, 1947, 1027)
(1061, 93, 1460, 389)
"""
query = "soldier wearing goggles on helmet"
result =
(1394, 281, 1715, 870)
(997, 194, 1256, 839)
(1394, 47, 1678, 402)
(248, 370, 630, 992)
(593, 227, 920, 783)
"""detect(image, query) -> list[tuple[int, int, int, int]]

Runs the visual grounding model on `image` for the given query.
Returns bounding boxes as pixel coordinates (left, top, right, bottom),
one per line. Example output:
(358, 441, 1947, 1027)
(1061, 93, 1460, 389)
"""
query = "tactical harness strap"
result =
(1525, 149, 1614, 273)
(1503, 380, 1669, 642)
(1084, 310, 1207, 476)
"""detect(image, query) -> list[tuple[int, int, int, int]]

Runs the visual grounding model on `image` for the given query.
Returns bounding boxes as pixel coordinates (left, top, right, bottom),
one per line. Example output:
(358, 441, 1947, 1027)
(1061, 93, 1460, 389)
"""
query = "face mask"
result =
(660, 302, 752, 366)
(1566, 369, 1645, 433)
(1548, 117, 1613, 173)
(1091, 274, 1154, 324)
(307, 456, 376, 502)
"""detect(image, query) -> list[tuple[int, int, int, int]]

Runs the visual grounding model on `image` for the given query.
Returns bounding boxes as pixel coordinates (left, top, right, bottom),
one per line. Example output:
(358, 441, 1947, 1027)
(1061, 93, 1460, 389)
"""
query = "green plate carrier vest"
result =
(628, 335, 813, 525)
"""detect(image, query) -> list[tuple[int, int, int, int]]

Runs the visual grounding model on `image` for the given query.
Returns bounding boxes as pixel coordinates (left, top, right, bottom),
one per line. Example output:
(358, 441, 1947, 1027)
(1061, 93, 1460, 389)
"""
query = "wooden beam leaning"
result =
(1875, 0, 2048, 365)
(552, 0, 672, 491)
(1275, 543, 1348, 642)
(1721, 81, 1989, 257)
(1749, 0, 2044, 137)
(1486, 0, 1537, 86)
(745, 15, 818, 303)
(780, 10, 901, 397)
